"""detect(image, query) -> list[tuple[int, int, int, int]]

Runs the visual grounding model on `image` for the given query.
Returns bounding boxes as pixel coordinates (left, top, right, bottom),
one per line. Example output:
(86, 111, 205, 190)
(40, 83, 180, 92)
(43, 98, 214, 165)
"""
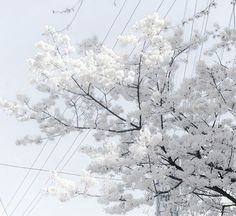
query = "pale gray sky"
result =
(0, 0, 232, 216)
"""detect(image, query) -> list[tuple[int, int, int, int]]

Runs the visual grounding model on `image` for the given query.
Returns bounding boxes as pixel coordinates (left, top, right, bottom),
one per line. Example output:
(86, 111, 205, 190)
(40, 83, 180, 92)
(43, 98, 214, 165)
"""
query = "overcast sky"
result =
(0, 0, 232, 216)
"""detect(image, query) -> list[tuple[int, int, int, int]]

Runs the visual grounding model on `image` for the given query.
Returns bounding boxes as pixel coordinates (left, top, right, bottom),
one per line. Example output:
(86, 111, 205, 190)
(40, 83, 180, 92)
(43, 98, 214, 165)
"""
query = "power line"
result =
(21, 2, 212, 216)
(112, 0, 143, 50)
(173, 0, 188, 86)
(198, 0, 212, 62)
(9, 136, 64, 216)
(2, 1, 84, 215)
(228, 1, 236, 28)
(60, 130, 91, 170)
(0, 141, 48, 216)
(182, 0, 188, 21)
(0, 199, 8, 216)
(19, 136, 66, 215)
(22, 130, 92, 216)
(22, 192, 42, 216)
(220, 1, 236, 60)
(164, 0, 177, 18)
(3, 1, 231, 216)
(102, 0, 128, 45)
(128, 0, 172, 57)
(23, 104, 113, 215)
(21, 92, 106, 215)
(0, 162, 121, 181)
(155, 0, 165, 12)
(23, 196, 41, 216)
(53, 133, 81, 170)
(2, 101, 72, 216)
(6, 51, 82, 216)
(190, 0, 211, 77)
(183, 0, 198, 79)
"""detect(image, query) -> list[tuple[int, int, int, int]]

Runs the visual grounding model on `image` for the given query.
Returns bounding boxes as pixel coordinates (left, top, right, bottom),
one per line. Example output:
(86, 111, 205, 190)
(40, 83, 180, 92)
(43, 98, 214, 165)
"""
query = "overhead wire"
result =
(22, 79, 123, 215)
(24, 105, 120, 216)
(9, 136, 64, 216)
(0, 141, 48, 216)
(173, 0, 188, 86)
(183, 0, 199, 79)
(6, 28, 84, 214)
(22, 130, 92, 216)
(4, 69, 81, 216)
(24, 1, 211, 215)
(1, 106, 72, 216)
(0, 199, 8, 216)
(163, 0, 178, 18)
(198, 0, 213, 62)
(21, 98, 96, 215)
(52, 133, 81, 171)
(5, 1, 231, 216)
(22, 104, 98, 215)
(3, 0, 126, 215)
(190, 0, 211, 78)
(155, 0, 165, 13)
(23, 196, 41, 216)
(112, 0, 143, 50)
(0, 162, 121, 182)
(220, 0, 236, 61)
(182, 0, 188, 22)
(20, 128, 81, 216)
(129, 0, 176, 57)
(59, 130, 91, 171)
(228, 1, 236, 29)
(102, 0, 128, 45)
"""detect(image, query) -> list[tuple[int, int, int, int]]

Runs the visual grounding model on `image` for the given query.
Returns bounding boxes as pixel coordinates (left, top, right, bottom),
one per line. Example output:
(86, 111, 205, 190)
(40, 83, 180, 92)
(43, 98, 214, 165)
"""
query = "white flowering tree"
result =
(2, 11, 236, 215)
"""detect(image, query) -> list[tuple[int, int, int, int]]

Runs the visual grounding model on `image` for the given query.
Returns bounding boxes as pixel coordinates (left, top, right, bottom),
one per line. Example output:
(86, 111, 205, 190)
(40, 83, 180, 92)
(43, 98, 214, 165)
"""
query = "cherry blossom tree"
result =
(1, 9, 236, 216)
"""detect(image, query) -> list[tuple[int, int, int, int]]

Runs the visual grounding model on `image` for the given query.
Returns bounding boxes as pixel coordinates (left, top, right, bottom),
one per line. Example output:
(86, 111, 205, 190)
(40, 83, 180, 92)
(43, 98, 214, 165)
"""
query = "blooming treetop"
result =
(2, 11, 236, 215)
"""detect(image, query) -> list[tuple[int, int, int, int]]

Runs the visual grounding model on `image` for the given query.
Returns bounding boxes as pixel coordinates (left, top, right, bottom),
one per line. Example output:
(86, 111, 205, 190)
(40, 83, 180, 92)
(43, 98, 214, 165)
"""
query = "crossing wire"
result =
(4, 0, 230, 215)
(21, 76, 117, 215)
(9, 136, 64, 216)
(22, 2, 206, 215)
(0, 141, 48, 216)
(1, 110, 69, 216)
(5, 34, 82, 214)
(21, 1, 181, 210)
(2, 0, 125, 215)
(20, 127, 80, 215)
(0, 199, 8, 216)
(22, 130, 91, 216)
(2, 104, 69, 216)
(2, 96, 80, 216)
(22, 98, 105, 215)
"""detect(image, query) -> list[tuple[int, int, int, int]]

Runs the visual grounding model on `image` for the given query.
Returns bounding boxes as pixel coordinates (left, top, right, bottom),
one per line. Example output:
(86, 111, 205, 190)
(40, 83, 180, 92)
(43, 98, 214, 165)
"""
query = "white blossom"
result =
(1, 11, 236, 215)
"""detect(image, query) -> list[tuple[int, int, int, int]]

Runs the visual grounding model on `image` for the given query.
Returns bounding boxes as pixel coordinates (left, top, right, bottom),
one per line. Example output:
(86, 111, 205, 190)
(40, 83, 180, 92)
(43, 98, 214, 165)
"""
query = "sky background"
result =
(0, 0, 233, 216)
